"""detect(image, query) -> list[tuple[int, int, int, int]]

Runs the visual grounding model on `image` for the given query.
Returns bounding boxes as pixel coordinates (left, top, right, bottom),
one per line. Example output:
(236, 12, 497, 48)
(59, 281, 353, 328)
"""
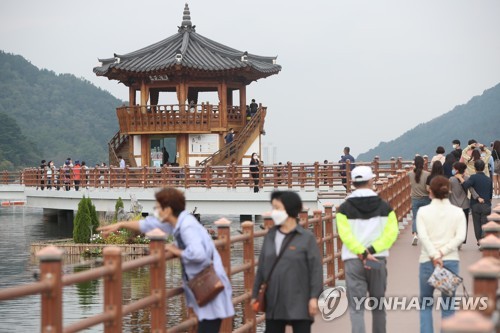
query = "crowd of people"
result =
(36, 158, 113, 191)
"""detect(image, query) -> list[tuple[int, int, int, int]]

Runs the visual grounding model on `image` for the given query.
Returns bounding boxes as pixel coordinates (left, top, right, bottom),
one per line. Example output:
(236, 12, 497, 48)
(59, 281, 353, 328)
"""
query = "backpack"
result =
(494, 151, 500, 174)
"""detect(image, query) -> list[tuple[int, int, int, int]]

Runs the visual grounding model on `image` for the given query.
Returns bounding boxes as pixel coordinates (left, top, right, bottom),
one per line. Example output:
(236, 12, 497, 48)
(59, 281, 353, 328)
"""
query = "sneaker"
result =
(412, 235, 418, 246)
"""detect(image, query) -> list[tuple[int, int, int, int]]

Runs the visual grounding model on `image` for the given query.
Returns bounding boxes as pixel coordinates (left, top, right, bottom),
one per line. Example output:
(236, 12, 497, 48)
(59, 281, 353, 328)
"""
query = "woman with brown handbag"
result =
(251, 191, 323, 333)
(98, 187, 234, 333)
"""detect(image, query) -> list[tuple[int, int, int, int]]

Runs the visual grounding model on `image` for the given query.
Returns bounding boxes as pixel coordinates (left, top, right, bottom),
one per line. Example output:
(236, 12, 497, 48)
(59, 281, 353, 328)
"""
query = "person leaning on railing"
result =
(251, 191, 323, 333)
(97, 188, 235, 333)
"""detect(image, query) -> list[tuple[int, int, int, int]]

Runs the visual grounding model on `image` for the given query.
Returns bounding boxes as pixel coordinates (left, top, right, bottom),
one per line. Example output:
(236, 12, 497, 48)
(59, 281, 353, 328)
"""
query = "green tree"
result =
(89, 199, 100, 233)
(114, 197, 124, 222)
(73, 196, 92, 243)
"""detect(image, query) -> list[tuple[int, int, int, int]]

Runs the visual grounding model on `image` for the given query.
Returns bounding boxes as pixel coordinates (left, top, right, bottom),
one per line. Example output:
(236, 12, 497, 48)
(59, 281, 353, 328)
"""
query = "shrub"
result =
(73, 196, 92, 243)
(88, 199, 99, 232)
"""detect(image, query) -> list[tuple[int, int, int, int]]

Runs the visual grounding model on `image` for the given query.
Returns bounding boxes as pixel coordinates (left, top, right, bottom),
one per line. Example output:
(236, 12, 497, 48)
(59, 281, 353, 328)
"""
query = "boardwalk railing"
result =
(9, 158, 414, 193)
(442, 204, 500, 333)
(0, 169, 412, 333)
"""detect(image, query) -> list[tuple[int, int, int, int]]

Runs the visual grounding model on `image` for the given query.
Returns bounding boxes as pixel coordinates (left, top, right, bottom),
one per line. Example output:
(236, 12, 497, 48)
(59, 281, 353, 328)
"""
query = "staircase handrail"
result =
(199, 107, 266, 166)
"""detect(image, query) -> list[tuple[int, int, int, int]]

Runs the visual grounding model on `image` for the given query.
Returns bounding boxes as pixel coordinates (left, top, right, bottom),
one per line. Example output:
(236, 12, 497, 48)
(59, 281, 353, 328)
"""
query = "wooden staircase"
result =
(199, 107, 267, 166)
(108, 132, 136, 167)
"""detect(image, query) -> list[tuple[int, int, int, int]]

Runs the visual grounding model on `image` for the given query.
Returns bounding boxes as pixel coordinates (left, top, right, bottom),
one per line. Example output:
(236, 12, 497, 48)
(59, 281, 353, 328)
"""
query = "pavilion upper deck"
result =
(116, 104, 248, 134)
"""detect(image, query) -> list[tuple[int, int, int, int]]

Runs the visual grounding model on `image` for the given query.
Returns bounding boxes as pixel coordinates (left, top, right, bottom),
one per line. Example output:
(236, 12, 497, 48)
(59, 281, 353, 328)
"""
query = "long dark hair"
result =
(414, 156, 424, 183)
(471, 149, 481, 162)
(430, 161, 444, 177)
(493, 140, 500, 160)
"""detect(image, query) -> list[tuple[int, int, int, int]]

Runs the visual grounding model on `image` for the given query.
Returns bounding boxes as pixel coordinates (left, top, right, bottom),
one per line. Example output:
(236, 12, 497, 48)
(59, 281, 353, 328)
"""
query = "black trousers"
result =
(462, 208, 469, 243)
(198, 319, 221, 333)
(265, 319, 312, 333)
(251, 172, 259, 193)
(471, 203, 491, 242)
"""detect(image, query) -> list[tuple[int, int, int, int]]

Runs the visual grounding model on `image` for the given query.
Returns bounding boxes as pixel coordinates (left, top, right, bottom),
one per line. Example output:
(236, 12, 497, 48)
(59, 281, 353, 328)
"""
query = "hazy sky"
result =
(1, 0, 499, 163)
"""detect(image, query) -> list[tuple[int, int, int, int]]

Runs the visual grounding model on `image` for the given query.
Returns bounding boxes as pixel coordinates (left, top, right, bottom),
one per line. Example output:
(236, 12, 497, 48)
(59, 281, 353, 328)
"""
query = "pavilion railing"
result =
(116, 104, 215, 134)
(18, 158, 413, 193)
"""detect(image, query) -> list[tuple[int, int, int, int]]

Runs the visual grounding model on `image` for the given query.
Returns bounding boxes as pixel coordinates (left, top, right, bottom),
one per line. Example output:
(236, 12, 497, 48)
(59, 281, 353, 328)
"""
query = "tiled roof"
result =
(94, 4, 281, 80)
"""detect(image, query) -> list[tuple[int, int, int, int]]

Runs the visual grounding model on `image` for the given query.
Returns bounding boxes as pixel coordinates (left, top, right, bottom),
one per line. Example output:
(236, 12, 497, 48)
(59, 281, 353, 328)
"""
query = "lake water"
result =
(0, 206, 263, 333)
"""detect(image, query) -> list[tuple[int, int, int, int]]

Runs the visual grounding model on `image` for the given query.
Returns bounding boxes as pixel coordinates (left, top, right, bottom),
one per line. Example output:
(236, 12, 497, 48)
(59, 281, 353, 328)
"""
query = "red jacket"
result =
(73, 165, 81, 180)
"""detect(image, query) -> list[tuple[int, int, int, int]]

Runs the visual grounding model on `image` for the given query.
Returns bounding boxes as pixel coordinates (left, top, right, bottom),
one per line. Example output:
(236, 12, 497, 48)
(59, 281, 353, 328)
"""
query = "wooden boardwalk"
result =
(308, 198, 498, 333)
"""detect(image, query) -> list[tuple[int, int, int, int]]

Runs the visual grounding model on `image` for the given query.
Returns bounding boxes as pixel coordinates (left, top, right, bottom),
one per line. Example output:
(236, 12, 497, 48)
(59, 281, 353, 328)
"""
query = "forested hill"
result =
(0, 51, 122, 168)
(358, 83, 500, 161)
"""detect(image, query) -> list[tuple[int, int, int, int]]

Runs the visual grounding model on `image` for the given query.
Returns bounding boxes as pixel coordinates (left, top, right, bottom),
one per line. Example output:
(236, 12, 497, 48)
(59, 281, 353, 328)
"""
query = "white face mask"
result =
(153, 209, 161, 221)
(271, 209, 288, 226)
(453, 144, 458, 149)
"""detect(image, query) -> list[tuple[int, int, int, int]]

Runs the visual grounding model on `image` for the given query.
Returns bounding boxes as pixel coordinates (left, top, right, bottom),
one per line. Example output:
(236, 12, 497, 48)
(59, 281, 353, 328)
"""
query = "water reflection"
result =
(0, 207, 265, 332)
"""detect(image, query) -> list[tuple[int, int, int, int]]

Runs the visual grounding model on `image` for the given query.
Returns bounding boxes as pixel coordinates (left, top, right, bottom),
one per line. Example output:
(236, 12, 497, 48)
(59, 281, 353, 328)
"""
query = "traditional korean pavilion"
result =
(94, 4, 281, 167)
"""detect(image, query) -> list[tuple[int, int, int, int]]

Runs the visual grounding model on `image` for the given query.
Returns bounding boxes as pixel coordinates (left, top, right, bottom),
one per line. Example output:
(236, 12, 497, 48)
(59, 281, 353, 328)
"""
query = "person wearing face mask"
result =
(97, 188, 234, 333)
(251, 191, 322, 333)
(249, 152, 260, 193)
(336, 166, 399, 333)
(451, 139, 462, 161)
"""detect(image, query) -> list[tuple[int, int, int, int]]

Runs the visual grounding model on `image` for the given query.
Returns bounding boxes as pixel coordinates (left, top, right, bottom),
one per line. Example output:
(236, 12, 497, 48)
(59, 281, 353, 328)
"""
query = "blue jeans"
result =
(412, 197, 431, 234)
(419, 260, 459, 333)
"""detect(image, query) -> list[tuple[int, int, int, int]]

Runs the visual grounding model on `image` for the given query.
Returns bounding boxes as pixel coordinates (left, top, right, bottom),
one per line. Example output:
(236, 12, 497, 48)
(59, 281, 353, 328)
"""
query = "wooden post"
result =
(287, 162, 292, 189)
(314, 162, 319, 189)
(147, 229, 167, 333)
(345, 160, 352, 193)
(334, 205, 344, 278)
(324, 203, 335, 287)
(373, 156, 380, 181)
(299, 210, 309, 229)
(240, 86, 247, 126)
(468, 257, 500, 317)
(241, 222, 256, 333)
(103, 246, 123, 333)
(442, 311, 494, 333)
(143, 166, 147, 189)
(299, 164, 305, 189)
(479, 234, 500, 258)
(482, 221, 500, 238)
(215, 218, 232, 333)
(37, 246, 63, 333)
(313, 210, 324, 258)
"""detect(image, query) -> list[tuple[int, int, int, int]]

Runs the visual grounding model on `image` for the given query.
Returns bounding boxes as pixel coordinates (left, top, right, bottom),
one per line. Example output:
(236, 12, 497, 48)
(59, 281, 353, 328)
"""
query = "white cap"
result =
(351, 166, 375, 182)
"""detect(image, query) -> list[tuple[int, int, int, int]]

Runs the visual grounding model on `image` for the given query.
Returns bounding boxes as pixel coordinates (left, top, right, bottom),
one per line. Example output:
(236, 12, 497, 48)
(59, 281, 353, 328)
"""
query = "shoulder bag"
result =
(175, 224, 224, 307)
(254, 231, 297, 313)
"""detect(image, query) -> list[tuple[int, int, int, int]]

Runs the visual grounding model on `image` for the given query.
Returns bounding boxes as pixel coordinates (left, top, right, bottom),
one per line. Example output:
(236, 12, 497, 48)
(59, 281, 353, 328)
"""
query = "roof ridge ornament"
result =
(178, 3, 196, 32)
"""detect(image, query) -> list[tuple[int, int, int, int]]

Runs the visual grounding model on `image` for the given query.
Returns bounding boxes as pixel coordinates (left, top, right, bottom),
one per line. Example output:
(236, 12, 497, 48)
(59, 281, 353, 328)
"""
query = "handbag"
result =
(254, 231, 297, 313)
(187, 262, 224, 307)
(427, 264, 465, 296)
(175, 224, 225, 307)
(494, 151, 500, 174)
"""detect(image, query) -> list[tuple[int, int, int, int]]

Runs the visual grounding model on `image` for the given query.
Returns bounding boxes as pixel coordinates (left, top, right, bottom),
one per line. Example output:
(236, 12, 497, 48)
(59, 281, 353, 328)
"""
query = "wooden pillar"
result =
(141, 136, 149, 167)
(177, 134, 188, 166)
(129, 86, 136, 106)
(37, 246, 63, 333)
(227, 88, 233, 107)
(324, 203, 335, 287)
(140, 80, 149, 113)
(220, 80, 228, 128)
(240, 86, 247, 125)
(299, 210, 309, 229)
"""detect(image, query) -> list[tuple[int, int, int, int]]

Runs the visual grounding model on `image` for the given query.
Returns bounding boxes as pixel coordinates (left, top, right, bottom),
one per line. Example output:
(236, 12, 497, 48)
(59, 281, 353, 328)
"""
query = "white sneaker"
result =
(412, 235, 418, 246)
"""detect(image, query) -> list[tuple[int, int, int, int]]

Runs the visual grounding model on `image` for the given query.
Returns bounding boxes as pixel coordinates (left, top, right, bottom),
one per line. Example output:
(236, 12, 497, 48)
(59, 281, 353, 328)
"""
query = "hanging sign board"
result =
(189, 134, 219, 154)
